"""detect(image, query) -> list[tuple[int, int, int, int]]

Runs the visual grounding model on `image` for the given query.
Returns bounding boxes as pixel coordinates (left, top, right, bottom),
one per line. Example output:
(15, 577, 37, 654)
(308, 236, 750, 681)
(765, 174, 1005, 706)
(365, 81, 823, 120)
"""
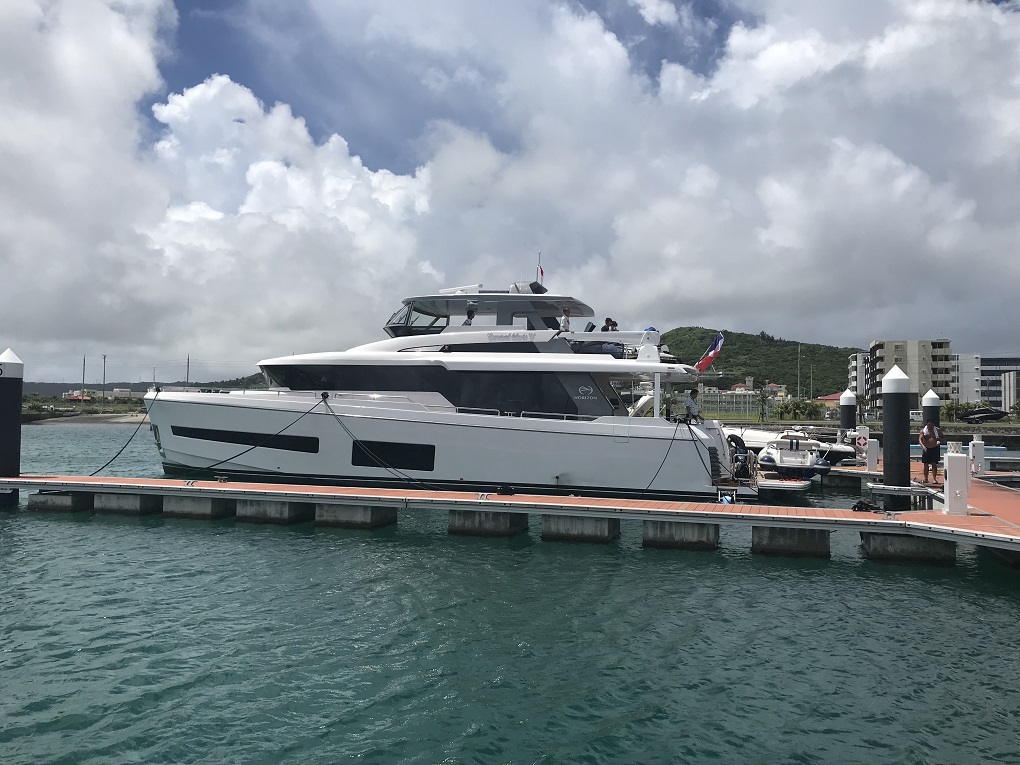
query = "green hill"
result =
(661, 327, 862, 399)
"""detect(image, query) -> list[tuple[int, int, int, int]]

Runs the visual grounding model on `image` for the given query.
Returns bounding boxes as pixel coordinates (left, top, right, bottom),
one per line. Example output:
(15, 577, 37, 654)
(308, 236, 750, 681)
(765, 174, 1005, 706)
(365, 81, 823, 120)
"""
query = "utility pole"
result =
(102, 354, 107, 413)
(81, 355, 86, 411)
(797, 343, 801, 399)
(186, 354, 190, 387)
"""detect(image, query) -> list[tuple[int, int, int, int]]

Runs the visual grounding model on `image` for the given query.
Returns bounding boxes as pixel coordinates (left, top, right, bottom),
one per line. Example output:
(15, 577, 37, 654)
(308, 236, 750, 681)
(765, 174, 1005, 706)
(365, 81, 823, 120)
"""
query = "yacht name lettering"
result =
(486, 332, 536, 342)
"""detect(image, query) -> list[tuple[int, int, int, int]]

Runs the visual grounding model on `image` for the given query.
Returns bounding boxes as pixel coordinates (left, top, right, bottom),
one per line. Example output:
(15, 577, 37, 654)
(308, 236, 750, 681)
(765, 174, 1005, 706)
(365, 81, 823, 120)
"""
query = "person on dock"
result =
(919, 419, 943, 484)
(685, 388, 702, 424)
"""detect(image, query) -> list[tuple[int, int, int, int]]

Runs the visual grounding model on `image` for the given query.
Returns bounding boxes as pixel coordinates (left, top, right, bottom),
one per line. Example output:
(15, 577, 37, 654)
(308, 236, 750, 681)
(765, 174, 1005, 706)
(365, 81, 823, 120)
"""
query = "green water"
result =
(2, 424, 1019, 764)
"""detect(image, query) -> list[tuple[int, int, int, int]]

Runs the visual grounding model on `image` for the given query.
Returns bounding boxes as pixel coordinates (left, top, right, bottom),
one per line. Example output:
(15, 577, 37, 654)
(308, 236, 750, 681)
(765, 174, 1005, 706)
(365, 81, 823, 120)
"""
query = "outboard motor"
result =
(733, 454, 751, 481)
(813, 458, 831, 478)
(758, 453, 777, 471)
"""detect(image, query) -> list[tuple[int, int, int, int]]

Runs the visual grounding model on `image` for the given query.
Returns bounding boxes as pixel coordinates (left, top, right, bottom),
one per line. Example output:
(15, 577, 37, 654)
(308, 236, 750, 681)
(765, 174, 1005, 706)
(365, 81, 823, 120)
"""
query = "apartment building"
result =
(846, 352, 869, 397)
(953, 355, 1020, 408)
(863, 339, 953, 414)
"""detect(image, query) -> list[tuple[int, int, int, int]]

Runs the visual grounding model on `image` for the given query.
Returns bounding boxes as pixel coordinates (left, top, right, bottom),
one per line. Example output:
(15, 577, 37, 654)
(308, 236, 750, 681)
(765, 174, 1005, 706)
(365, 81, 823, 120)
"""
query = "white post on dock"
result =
(866, 438, 879, 472)
(944, 451, 969, 515)
(969, 439, 985, 476)
(0, 348, 24, 508)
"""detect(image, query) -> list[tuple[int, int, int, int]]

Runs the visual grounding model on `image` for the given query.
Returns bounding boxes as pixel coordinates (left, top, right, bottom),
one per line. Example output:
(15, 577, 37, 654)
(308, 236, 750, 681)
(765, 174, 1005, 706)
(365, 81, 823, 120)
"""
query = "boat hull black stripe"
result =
(170, 426, 320, 454)
(352, 440, 435, 472)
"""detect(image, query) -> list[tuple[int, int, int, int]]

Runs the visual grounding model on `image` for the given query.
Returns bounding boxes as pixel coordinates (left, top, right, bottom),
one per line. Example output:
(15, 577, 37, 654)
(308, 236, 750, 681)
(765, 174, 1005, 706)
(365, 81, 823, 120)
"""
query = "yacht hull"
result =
(146, 391, 747, 501)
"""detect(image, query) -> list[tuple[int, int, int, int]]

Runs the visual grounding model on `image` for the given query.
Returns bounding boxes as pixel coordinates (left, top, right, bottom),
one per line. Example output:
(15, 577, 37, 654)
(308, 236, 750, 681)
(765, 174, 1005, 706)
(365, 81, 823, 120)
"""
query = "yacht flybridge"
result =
(144, 282, 757, 501)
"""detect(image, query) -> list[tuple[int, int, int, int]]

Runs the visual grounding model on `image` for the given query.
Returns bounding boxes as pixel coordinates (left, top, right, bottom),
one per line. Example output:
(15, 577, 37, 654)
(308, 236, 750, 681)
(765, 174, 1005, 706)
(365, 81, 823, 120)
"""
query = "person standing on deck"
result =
(685, 389, 701, 424)
(559, 307, 571, 332)
(919, 419, 943, 484)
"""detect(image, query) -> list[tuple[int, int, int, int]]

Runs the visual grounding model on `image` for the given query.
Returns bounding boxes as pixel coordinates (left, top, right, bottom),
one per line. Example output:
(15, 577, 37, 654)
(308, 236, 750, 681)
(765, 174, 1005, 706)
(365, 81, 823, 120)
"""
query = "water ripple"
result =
(3, 427, 1020, 763)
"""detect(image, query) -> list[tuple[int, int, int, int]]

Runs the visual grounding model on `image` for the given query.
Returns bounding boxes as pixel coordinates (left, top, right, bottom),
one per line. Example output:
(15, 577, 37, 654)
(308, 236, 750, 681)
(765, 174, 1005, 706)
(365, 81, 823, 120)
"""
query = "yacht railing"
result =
(520, 411, 600, 422)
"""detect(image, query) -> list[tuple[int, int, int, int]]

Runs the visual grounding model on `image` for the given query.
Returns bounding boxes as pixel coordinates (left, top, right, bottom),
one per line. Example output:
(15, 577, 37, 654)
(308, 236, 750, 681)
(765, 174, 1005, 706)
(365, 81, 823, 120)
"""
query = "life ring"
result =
(727, 433, 747, 452)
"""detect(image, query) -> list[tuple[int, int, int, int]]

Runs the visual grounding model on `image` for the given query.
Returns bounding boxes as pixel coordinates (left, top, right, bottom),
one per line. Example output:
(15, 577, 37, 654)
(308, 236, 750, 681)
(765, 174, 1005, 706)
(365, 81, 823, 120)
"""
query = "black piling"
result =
(922, 389, 940, 427)
(882, 365, 911, 511)
(0, 348, 24, 508)
(839, 388, 857, 431)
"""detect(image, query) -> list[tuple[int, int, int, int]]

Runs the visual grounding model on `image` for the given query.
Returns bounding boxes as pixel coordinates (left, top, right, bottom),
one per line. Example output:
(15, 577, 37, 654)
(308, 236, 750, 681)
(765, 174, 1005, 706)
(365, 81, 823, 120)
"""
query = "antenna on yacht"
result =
(536, 250, 543, 285)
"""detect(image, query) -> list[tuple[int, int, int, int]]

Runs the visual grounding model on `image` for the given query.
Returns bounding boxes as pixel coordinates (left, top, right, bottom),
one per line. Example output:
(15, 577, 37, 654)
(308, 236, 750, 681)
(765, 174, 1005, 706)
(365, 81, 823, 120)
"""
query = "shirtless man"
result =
(919, 419, 942, 484)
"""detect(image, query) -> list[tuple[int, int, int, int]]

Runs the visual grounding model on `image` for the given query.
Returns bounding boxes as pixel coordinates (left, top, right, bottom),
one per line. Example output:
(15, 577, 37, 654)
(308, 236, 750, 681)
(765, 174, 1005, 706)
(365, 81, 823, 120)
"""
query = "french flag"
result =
(695, 332, 724, 372)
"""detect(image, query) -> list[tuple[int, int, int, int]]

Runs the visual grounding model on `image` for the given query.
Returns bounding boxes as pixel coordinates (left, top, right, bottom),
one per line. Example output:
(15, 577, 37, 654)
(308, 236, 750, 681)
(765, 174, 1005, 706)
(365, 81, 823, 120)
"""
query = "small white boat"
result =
(724, 425, 858, 465)
(756, 474, 813, 492)
(756, 432, 832, 481)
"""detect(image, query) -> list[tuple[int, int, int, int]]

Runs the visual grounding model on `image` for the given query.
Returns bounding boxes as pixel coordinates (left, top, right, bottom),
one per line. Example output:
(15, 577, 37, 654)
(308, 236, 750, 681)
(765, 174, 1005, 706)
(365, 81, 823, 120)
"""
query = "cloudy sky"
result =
(2, 0, 1019, 384)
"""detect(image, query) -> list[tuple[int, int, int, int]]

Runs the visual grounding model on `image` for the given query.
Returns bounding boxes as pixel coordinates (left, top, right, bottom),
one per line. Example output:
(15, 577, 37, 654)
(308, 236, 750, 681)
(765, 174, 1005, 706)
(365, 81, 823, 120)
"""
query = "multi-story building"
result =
(847, 353, 869, 397)
(976, 356, 1020, 409)
(952, 355, 1020, 408)
(1003, 371, 1019, 413)
(863, 339, 953, 414)
(951, 354, 982, 404)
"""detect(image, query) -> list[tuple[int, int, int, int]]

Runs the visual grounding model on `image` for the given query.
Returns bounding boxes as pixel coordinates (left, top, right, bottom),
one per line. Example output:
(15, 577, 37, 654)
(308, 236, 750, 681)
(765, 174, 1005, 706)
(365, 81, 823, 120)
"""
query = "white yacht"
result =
(724, 425, 858, 465)
(144, 282, 756, 501)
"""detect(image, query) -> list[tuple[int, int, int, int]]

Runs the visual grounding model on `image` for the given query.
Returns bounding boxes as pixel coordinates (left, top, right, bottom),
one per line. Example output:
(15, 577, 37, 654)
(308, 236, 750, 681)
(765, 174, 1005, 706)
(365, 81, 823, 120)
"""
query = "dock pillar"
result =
(0, 348, 24, 509)
(860, 532, 956, 563)
(316, 504, 398, 529)
(944, 452, 969, 516)
(448, 509, 528, 537)
(969, 440, 985, 475)
(27, 491, 94, 512)
(751, 526, 830, 558)
(922, 389, 940, 427)
(542, 514, 620, 543)
(881, 366, 911, 511)
(236, 498, 314, 524)
(642, 520, 719, 550)
(94, 493, 163, 516)
(839, 389, 856, 432)
(163, 495, 236, 519)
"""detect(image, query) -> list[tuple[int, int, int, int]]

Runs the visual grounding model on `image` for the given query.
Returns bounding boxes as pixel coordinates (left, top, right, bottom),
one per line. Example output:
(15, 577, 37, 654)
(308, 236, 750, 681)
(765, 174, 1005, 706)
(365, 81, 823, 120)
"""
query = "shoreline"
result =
(25, 413, 149, 426)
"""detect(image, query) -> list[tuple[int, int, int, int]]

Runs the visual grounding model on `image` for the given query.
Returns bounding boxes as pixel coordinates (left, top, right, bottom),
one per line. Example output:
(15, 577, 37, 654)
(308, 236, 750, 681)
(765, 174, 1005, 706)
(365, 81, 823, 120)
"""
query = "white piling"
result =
(944, 452, 969, 516)
(866, 438, 879, 472)
(969, 440, 985, 475)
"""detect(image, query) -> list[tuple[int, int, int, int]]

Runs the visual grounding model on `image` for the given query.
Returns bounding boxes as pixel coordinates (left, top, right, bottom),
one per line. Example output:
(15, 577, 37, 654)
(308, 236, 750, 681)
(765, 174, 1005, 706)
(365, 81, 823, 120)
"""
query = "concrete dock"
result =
(3, 471, 1019, 565)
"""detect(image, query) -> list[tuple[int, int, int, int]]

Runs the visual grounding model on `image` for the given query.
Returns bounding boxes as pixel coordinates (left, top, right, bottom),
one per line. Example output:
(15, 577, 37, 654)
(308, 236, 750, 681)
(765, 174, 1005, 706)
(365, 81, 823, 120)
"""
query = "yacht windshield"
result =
(384, 302, 451, 338)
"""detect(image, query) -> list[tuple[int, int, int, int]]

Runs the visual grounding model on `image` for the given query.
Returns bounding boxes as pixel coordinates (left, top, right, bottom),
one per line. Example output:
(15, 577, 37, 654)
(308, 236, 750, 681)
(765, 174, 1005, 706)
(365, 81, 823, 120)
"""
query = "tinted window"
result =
(352, 440, 435, 471)
(263, 364, 613, 416)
